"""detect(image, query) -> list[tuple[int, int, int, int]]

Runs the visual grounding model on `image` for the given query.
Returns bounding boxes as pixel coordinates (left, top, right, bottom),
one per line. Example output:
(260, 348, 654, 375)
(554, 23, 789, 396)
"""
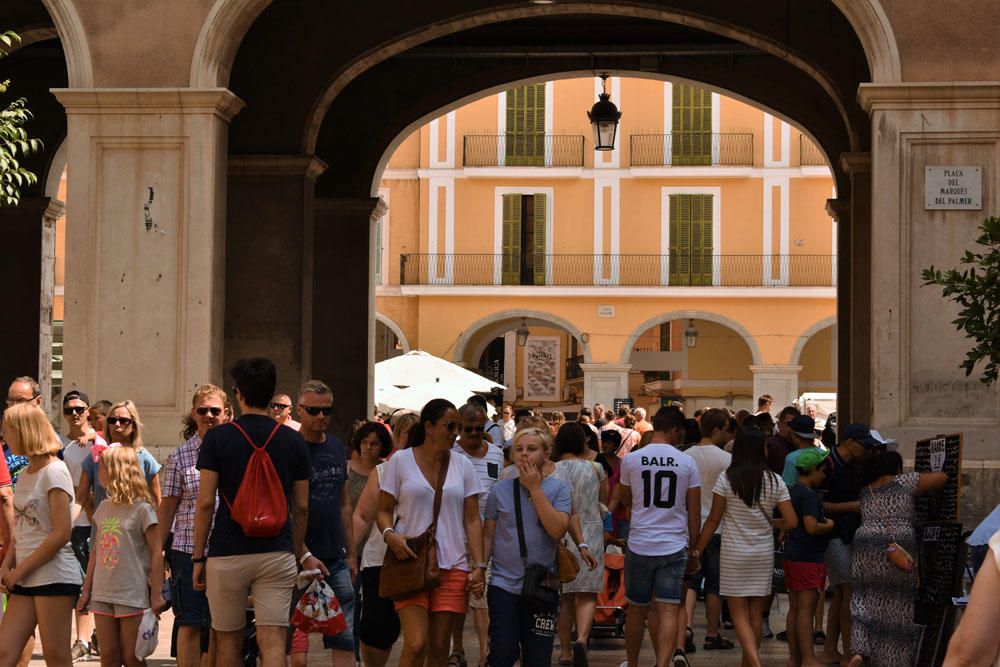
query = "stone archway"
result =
(454, 309, 592, 366)
(790, 315, 838, 366)
(375, 312, 411, 354)
(621, 311, 763, 367)
(38, 0, 93, 87)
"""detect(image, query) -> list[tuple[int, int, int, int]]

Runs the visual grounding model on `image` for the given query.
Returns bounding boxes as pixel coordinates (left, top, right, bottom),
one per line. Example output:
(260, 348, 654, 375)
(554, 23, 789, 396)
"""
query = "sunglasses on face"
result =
(462, 425, 484, 434)
(270, 403, 291, 411)
(196, 406, 223, 417)
(63, 406, 87, 416)
(107, 417, 134, 426)
(441, 421, 458, 432)
(301, 406, 332, 416)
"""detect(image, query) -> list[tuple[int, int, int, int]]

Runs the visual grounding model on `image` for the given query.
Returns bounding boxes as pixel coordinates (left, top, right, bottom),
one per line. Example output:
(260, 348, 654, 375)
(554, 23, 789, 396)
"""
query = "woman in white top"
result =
(377, 399, 486, 667)
(0, 403, 83, 666)
(693, 426, 797, 667)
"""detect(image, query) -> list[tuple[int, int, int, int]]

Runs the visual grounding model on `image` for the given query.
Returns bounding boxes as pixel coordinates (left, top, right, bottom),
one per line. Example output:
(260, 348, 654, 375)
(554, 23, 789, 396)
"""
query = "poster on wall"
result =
(524, 336, 560, 401)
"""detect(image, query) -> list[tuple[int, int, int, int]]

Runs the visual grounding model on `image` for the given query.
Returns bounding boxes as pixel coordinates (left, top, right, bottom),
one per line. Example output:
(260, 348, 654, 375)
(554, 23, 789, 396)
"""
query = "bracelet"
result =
(299, 551, 313, 565)
(191, 556, 206, 564)
(381, 527, 395, 539)
(576, 543, 589, 551)
(473, 561, 488, 570)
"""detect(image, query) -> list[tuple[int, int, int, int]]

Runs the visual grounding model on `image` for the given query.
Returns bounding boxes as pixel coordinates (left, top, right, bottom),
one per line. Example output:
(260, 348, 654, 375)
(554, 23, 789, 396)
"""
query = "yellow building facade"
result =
(375, 77, 837, 415)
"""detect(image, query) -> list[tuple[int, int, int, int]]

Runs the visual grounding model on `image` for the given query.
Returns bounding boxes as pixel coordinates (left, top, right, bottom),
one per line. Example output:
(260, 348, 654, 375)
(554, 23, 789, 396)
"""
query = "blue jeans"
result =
(624, 546, 687, 605)
(319, 558, 355, 652)
(487, 586, 558, 667)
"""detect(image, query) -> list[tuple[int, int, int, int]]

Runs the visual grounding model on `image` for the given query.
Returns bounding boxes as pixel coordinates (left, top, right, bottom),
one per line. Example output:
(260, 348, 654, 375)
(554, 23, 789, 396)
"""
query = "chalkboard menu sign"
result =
(914, 434, 962, 523)
(915, 521, 965, 666)
(613, 397, 633, 414)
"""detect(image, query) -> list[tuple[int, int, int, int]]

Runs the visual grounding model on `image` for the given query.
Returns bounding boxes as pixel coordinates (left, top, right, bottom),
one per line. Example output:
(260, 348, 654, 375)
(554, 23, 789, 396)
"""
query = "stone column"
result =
(858, 82, 1000, 462)
(226, 155, 327, 395)
(751, 364, 802, 411)
(826, 196, 852, 425)
(312, 197, 385, 441)
(52, 89, 244, 449)
(0, 197, 63, 410)
(580, 363, 631, 410)
(840, 153, 873, 427)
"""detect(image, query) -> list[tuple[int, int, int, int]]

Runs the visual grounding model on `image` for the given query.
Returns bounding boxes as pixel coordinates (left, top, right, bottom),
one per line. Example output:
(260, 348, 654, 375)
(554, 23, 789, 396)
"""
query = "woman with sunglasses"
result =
(158, 384, 230, 667)
(377, 399, 486, 667)
(78, 400, 162, 522)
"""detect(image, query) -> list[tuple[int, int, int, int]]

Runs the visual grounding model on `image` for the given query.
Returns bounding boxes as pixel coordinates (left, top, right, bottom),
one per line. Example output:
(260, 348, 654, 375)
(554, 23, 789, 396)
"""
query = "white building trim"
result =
(376, 186, 390, 285)
(660, 186, 722, 286)
(789, 315, 838, 366)
(412, 166, 832, 180)
(374, 312, 411, 353)
(593, 175, 621, 284)
(492, 186, 555, 285)
(621, 310, 763, 366)
(711, 91, 721, 163)
(427, 176, 455, 283)
(763, 113, 791, 167)
(762, 175, 790, 285)
(401, 285, 837, 298)
(496, 89, 507, 166)
(428, 113, 456, 169)
(662, 81, 672, 164)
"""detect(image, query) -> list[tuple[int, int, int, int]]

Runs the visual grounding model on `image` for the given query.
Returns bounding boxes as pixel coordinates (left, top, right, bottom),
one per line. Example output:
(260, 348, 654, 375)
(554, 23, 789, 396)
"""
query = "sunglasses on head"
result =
(462, 425, 484, 434)
(107, 417, 134, 426)
(270, 402, 291, 411)
(63, 406, 87, 415)
(196, 406, 223, 417)
(301, 406, 332, 416)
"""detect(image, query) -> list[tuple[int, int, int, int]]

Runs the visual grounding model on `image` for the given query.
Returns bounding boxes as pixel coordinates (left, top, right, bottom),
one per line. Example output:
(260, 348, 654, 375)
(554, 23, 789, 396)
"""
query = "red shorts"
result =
(783, 560, 827, 592)
(393, 568, 469, 614)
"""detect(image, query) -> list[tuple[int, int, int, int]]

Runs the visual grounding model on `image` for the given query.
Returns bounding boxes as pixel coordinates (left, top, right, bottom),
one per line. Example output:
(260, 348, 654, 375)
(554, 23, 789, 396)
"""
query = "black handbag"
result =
(513, 480, 560, 610)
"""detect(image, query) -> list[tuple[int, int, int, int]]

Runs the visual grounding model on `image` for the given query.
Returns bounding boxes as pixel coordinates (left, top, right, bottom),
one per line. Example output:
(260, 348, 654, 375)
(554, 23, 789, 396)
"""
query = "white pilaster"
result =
(751, 364, 802, 411)
(581, 362, 632, 409)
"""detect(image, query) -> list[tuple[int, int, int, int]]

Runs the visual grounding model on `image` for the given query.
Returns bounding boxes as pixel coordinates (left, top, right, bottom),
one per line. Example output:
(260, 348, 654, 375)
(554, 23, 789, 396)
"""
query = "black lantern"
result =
(588, 74, 621, 151)
(684, 319, 699, 348)
(516, 318, 530, 347)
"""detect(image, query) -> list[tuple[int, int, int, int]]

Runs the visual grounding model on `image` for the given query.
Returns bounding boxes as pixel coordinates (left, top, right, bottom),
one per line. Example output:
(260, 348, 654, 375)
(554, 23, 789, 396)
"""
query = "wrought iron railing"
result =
(799, 137, 828, 166)
(400, 254, 836, 287)
(463, 134, 586, 167)
(629, 133, 754, 166)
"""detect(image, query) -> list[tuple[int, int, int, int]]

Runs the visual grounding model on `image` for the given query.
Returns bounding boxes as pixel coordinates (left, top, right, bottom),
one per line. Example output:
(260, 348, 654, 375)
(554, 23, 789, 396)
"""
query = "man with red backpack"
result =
(191, 357, 313, 667)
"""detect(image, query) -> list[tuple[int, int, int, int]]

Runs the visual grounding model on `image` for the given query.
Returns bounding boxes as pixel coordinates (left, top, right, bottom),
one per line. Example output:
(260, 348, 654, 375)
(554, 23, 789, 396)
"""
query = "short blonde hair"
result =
(3, 403, 61, 456)
(511, 426, 554, 453)
(101, 445, 154, 506)
(108, 400, 144, 449)
(515, 415, 549, 433)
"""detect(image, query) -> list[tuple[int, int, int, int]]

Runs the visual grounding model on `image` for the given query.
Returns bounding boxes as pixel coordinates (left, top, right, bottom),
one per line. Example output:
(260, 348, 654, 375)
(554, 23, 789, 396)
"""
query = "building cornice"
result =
(858, 82, 1000, 113)
(384, 165, 833, 182)
(229, 155, 328, 180)
(51, 88, 246, 122)
(398, 286, 837, 298)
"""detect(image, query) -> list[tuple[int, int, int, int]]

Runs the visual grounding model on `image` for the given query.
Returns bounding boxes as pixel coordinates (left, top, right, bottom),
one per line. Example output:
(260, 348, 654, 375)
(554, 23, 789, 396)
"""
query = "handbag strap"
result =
(429, 451, 450, 531)
(513, 480, 528, 561)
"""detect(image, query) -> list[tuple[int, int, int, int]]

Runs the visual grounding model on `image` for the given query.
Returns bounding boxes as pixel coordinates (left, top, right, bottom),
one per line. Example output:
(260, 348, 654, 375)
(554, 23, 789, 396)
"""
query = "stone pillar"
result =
(226, 156, 327, 395)
(840, 153, 873, 427)
(52, 89, 244, 449)
(751, 364, 802, 411)
(0, 197, 63, 410)
(580, 363, 631, 410)
(312, 197, 385, 441)
(859, 82, 1000, 463)
(826, 196, 852, 426)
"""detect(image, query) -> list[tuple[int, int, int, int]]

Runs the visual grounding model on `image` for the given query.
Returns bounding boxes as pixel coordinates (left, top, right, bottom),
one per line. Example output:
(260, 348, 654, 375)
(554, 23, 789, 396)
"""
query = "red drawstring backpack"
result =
(224, 421, 288, 538)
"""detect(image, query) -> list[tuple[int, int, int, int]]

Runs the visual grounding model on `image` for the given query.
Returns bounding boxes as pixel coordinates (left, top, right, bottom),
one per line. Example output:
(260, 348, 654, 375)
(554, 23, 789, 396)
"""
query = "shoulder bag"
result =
(379, 452, 449, 601)
(514, 480, 561, 609)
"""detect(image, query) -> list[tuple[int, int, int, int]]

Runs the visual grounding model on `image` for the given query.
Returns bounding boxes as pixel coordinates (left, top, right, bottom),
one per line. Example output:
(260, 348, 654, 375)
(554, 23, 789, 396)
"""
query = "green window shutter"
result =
(374, 216, 383, 285)
(672, 85, 712, 166)
(501, 194, 522, 285)
(505, 84, 546, 166)
(532, 193, 547, 285)
(669, 194, 713, 285)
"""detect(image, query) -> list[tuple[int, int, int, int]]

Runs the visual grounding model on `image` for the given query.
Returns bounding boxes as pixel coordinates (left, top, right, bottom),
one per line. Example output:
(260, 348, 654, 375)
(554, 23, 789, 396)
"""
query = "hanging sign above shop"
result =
(925, 166, 981, 210)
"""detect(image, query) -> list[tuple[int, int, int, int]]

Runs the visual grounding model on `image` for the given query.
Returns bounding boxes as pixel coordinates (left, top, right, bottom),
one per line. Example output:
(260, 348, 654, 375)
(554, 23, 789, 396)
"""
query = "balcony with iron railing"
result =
(799, 137, 828, 166)
(629, 133, 754, 167)
(400, 254, 836, 287)
(463, 134, 586, 167)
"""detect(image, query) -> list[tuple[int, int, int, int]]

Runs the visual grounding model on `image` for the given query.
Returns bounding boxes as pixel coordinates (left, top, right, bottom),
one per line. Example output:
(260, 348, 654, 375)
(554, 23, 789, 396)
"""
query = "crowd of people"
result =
(0, 366, 993, 666)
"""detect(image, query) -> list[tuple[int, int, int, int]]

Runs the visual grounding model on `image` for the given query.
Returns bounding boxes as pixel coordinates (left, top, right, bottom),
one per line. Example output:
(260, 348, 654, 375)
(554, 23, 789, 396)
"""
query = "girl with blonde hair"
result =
(0, 403, 82, 666)
(78, 400, 162, 517)
(79, 445, 165, 667)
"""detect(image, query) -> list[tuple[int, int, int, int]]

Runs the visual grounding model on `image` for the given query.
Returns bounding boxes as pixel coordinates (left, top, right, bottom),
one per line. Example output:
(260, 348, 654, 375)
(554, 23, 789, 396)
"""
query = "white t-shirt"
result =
(685, 444, 732, 532)
(619, 443, 700, 557)
(452, 442, 504, 518)
(13, 459, 83, 587)
(62, 434, 108, 527)
(380, 448, 483, 571)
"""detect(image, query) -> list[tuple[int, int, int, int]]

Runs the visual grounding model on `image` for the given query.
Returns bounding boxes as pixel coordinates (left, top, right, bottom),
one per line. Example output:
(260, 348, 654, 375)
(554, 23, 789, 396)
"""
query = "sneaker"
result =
(703, 634, 735, 650)
(670, 651, 691, 667)
(90, 629, 100, 657)
(684, 627, 696, 654)
(71, 641, 89, 663)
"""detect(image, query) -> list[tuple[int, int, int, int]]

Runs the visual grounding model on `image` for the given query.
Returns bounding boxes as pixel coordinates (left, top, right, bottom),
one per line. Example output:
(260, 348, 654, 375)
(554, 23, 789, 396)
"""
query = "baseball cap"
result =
(795, 447, 830, 471)
(789, 415, 817, 439)
(62, 390, 91, 407)
(842, 423, 880, 448)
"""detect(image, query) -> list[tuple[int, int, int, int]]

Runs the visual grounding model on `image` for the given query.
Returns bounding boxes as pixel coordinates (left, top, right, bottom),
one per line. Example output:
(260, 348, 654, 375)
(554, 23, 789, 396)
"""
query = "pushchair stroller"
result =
(592, 551, 627, 638)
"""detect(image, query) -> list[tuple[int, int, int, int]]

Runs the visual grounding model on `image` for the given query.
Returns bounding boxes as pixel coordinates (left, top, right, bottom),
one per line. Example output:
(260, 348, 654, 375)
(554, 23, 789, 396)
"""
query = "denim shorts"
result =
(170, 550, 210, 628)
(624, 546, 687, 605)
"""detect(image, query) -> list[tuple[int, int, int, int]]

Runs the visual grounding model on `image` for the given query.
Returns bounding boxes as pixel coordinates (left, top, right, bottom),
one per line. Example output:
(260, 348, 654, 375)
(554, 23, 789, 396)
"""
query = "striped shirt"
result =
(713, 471, 789, 556)
(452, 442, 504, 517)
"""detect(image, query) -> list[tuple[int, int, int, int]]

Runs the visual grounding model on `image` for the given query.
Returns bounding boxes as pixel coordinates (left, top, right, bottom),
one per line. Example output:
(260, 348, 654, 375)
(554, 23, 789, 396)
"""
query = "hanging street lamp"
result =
(516, 317, 530, 347)
(587, 73, 621, 151)
(684, 319, 699, 348)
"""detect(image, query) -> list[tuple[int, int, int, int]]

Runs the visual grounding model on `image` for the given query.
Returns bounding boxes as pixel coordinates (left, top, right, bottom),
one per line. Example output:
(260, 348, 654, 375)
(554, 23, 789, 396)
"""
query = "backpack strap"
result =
(230, 421, 283, 451)
(513, 479, 528, 563)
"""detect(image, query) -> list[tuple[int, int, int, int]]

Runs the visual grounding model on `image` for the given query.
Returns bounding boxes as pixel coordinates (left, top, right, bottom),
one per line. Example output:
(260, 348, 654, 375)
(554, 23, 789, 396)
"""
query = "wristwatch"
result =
(473, 562, 488, 570)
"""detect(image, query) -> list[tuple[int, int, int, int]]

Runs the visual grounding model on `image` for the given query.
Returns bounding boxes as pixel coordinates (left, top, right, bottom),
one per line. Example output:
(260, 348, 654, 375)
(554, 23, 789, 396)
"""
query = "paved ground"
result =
(30, 597, 809, 665)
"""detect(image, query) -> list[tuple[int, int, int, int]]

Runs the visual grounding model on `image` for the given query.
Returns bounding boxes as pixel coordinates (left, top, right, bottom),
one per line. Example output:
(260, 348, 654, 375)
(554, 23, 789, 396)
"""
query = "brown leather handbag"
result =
(556, 542, 580, 583)
(379, 452, 450, 601)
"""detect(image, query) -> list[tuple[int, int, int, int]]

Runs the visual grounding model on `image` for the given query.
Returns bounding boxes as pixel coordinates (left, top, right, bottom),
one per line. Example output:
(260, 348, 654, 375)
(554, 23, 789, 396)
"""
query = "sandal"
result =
(813, 630, 827, 645)
(684, 626, 696, 653)
(448, 653, 467, 667)
(703, 634, 734, 650)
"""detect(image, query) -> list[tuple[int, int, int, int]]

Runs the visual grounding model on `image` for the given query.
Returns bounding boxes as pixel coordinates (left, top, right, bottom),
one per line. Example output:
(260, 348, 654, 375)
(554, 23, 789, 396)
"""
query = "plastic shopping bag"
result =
(135, 609, 159, 660)
(290, 579, 347, 636)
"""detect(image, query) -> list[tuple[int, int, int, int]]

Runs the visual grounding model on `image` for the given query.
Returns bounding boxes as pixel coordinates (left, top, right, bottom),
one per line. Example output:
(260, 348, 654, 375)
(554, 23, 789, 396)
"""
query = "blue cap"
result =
(842, 423, 880, 448)
(789, 415, 817, 439)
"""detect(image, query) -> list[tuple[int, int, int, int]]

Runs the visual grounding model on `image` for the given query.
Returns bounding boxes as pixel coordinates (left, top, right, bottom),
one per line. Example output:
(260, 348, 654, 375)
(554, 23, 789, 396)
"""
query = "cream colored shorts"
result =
(206, 552, 297, 631)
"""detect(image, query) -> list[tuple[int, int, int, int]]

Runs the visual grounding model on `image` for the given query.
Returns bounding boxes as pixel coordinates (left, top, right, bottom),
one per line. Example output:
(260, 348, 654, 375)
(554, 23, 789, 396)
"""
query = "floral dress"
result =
(556, 458, 605, 593)
(851, 472, 920, 666)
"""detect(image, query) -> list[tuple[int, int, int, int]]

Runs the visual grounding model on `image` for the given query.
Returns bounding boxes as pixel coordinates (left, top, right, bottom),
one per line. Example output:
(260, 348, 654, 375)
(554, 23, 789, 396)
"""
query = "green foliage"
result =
(921, 216, 1000, 386)
(0, 30, 42, 208)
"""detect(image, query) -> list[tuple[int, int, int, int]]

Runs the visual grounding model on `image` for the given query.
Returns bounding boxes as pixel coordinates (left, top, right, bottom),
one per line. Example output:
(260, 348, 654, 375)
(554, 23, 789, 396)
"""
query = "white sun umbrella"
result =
(378, 380, 497, 418)
(374, 349, 504, 394)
